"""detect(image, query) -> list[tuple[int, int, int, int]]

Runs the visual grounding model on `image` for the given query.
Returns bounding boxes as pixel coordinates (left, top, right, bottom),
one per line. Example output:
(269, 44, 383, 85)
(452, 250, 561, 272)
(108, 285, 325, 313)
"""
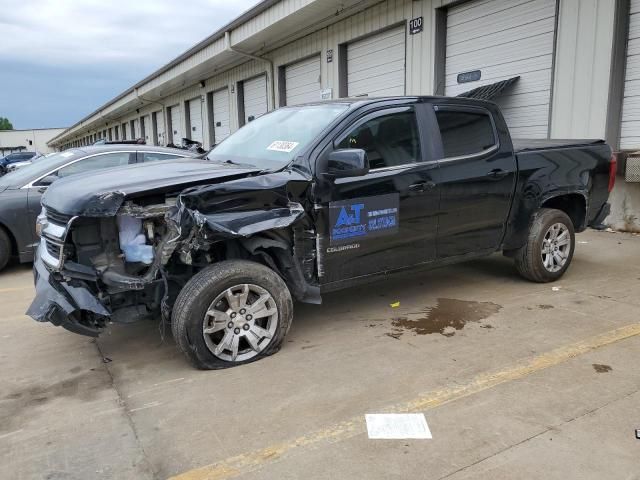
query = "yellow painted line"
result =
(170, 323, 640, 480)
(0, 286, 33, 293)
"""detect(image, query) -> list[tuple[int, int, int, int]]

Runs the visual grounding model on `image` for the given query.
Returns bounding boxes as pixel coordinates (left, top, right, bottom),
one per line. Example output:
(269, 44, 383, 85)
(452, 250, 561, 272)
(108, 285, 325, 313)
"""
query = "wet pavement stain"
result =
(390, 298, 502, 338)
(593, 364, 612, 373)
(0, 371, 108, 433)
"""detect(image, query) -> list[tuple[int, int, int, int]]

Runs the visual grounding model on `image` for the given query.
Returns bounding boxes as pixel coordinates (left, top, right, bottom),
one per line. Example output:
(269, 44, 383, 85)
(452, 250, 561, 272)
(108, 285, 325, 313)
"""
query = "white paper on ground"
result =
(365, 413, 432, 439)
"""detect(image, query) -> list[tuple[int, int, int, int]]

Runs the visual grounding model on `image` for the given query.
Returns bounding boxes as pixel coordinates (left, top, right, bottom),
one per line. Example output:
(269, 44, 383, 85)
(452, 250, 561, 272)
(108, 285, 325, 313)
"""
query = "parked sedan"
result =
(0, 152, 38, 175)
(0, 145, 195, 271)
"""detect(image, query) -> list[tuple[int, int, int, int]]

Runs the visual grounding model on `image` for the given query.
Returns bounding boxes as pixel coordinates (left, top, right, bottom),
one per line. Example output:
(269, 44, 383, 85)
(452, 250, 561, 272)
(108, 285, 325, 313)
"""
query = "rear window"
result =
(435, 109, 496, 158)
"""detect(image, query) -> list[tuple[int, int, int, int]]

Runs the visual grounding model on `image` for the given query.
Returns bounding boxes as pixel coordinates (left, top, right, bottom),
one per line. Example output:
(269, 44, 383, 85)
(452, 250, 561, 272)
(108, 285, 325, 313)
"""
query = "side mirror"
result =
(325, 149, 369, 179)
(37, 175, 58, 187)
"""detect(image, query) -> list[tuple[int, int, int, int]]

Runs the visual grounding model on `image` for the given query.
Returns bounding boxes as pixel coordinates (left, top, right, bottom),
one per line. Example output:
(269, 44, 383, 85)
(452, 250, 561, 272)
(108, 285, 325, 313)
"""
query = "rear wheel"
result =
(171, 260, 293, 369)
(514, 208, 575, 282)
(0, 227, 12, 272)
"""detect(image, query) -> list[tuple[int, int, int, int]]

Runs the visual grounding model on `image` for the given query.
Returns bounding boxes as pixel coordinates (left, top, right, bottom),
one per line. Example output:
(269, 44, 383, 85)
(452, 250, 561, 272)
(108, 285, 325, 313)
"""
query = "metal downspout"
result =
(224, 31, 276, 110)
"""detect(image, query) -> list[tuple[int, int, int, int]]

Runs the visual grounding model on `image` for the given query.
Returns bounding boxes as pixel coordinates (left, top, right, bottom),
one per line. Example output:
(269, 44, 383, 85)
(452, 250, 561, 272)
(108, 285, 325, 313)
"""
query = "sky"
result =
(0, 0, 260, 129)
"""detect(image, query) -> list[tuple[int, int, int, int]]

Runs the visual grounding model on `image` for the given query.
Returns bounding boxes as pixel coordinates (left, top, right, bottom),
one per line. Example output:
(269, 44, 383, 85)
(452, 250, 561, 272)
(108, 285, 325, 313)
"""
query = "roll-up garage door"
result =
(154, 111, 165, 146)
(621, 0, 640, 150)
(243, 75, 268, 124)
(170, 105, 183, 143)
(285, 55, 321, 105)
(188, 97, 204, 143)
(347, 25, 406, 97)
(212, 88, 230, 144)
(132, 119, 140, 139)
(445, 0, 557, 138)
(142, 115, 151, 143)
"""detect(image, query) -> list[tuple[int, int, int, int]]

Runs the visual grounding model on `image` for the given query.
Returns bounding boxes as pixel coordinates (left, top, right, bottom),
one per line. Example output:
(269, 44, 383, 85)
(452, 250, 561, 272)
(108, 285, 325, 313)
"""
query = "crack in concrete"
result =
(94, 340, 158, 480)
(437, 387, 640, 480)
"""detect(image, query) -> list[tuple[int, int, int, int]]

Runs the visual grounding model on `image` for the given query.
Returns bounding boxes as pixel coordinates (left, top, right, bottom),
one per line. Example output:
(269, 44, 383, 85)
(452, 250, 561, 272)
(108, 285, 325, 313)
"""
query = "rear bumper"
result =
(590, 202, 611, 227)
(26, 244, 110, 337)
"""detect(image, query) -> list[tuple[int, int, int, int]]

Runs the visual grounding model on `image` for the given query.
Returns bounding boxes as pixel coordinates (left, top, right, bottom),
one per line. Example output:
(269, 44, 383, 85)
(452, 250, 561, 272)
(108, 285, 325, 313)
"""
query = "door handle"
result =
(487, 169, 509, 179)
(408, 181, 436, 193)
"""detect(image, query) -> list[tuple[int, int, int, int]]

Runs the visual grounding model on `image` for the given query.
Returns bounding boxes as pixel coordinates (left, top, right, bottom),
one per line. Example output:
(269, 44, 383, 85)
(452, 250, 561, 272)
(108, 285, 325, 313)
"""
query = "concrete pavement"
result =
(1, 229, 639, 480)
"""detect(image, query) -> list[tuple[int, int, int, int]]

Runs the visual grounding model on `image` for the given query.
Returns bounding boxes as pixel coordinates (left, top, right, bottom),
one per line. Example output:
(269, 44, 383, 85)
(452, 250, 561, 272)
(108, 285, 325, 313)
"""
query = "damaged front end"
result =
(27, 171, 320, 337)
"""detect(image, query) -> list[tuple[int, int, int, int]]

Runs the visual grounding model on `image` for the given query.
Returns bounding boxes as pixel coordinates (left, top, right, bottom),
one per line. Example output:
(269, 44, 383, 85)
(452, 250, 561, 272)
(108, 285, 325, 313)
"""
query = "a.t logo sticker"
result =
(329, 194, 399, 245)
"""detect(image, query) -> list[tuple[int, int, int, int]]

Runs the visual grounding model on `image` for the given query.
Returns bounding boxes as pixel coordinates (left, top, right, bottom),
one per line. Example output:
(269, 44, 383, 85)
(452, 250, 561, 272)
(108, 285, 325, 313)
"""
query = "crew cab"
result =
(27, 97, 615, 369)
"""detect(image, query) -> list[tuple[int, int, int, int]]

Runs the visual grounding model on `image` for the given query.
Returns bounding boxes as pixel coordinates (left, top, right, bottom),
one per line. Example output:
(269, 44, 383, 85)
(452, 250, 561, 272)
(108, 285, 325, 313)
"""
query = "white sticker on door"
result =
(267, 141, 299, 153)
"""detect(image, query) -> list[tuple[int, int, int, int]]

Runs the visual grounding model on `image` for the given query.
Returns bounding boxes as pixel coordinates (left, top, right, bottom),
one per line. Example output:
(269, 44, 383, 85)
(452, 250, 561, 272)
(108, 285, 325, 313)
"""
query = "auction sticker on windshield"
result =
(267, 141, 299, 153)
(329, 193, 399, 245)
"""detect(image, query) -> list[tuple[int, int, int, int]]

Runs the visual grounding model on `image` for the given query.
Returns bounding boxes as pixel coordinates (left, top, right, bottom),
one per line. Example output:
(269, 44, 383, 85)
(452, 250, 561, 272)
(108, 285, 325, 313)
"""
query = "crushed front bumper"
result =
(26, 244, 110, 337)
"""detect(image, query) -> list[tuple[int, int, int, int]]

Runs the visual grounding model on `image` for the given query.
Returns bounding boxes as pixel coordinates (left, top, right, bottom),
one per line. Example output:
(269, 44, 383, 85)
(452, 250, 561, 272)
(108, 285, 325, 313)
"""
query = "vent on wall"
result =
(457, 76, 520, 101)
(625, 152, 640, 183)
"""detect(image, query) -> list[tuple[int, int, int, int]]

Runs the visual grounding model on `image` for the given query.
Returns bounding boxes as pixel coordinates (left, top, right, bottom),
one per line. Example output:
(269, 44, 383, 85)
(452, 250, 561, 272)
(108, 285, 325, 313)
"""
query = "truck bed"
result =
(513, 138, 605, 153)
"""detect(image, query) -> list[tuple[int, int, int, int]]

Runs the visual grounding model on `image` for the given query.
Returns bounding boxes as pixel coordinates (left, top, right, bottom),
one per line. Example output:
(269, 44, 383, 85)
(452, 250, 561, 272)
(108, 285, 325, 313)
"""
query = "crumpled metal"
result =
(27, 249, 110, 336)
(169, 171, 310, 240)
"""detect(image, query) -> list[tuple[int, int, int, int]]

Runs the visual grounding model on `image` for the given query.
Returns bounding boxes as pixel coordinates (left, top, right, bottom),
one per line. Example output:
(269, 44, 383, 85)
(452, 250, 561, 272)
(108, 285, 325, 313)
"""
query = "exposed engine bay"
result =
(28, 170, 320, 336)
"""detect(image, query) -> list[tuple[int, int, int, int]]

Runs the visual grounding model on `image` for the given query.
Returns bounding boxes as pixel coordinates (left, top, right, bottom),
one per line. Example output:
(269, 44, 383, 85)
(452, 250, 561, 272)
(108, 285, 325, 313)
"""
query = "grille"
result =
(46, 208, 73, 225)
(625, 153, 640, 183)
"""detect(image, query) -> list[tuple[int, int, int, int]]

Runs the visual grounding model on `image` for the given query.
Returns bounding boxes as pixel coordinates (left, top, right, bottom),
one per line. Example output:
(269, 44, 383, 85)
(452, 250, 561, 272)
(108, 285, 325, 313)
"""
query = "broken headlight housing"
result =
(35, 207, 48, 237)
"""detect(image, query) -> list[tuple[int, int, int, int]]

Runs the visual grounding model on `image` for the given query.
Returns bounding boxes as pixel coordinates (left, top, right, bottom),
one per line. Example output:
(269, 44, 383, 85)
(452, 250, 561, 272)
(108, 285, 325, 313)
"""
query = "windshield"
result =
(0, 150, 82, 188)
(206, 104, 349, 169)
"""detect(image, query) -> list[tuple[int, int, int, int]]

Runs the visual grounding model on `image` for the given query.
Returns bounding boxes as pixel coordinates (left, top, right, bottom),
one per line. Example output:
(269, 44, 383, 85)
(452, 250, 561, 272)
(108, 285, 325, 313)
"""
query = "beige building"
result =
(47, 0, 640, 230)
(0, 128, 66, 156)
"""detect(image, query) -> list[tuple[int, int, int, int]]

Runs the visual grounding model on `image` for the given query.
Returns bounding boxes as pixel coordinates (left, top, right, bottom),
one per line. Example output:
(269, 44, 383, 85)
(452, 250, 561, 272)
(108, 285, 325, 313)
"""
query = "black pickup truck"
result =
(28, 97, 615, 369)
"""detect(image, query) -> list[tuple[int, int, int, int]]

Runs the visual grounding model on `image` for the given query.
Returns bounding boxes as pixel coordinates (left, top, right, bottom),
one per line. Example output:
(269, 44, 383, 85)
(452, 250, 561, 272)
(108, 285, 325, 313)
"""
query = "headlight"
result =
(36, 207, 48, 237)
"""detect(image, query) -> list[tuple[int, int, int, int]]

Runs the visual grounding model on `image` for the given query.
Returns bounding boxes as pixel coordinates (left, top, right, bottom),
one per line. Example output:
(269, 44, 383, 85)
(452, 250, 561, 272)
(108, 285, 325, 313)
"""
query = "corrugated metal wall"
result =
(61, 0, 441, 149)
(621, 0, 640, 150)
(550, 0, 617, 141)
(444, 0, 557, 139)
(57, 0, 625, 151)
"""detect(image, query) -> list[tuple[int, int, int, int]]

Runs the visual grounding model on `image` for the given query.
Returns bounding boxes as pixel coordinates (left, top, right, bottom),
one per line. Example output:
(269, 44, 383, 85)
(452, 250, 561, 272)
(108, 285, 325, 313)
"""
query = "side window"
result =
(435, 110, 496, 158)
(142, 152, 183, 163)
(57, 152, 132, 178)
(336, 111, 421, 169)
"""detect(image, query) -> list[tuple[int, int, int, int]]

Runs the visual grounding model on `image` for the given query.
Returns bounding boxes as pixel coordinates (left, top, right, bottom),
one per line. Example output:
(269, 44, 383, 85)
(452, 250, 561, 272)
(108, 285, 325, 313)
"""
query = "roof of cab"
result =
(68, 145, 198, 156)
(290, 95, 498, 109)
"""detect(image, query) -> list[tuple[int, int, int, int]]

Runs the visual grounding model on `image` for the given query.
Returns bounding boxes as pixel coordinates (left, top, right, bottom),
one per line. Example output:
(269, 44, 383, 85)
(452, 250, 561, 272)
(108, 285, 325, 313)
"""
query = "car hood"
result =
(42, 158, 262, 216)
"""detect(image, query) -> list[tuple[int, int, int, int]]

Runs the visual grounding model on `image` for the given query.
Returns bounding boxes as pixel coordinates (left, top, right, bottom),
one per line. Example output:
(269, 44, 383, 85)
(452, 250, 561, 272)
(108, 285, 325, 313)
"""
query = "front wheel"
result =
(171, 260, 293, 369)
(514, 208, 575, 283)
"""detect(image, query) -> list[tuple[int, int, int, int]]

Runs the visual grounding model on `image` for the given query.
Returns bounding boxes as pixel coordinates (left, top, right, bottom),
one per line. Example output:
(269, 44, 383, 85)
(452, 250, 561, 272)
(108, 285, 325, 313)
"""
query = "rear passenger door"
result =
(432, 106, 516, 258)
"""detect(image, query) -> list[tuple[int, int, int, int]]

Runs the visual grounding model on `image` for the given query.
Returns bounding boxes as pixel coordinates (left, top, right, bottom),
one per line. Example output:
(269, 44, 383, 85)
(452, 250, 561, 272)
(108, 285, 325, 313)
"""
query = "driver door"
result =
(316, 105, 440, 286)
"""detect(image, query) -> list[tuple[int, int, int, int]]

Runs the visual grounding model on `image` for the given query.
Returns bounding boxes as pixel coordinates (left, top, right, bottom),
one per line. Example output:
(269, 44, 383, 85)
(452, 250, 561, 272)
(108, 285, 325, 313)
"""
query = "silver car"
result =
(0, 145, 196, 271)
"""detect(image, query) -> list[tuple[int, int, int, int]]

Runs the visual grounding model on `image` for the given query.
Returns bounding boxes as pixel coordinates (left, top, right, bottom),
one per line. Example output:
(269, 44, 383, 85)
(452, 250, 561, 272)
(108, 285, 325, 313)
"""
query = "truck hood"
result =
(42, 158, 261, 216)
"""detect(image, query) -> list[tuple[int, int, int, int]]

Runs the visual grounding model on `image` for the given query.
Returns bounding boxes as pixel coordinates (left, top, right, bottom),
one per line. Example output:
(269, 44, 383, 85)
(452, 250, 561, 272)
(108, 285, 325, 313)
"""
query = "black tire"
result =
(0, 227, 12, 272)
(514, 208, 575, 283)
(171, 260, 293, 370)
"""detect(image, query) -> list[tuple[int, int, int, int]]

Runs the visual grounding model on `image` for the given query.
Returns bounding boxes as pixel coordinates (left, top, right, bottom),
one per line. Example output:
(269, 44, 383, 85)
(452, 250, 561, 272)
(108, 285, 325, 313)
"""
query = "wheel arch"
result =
(0, 220, 18, 257)
(211, 228, 321, 304)
(540, 192, 588, 231)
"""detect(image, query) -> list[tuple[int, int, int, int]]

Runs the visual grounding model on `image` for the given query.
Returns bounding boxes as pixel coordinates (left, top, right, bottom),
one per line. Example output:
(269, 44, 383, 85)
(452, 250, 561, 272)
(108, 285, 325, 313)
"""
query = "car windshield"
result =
(206, 104, 349, 169)
(0, 150, 82, 188)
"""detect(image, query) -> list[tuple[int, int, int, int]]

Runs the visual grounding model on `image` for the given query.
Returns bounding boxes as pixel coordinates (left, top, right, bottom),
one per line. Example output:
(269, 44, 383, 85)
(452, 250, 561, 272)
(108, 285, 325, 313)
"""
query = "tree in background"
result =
(0, 117, 13, 130)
